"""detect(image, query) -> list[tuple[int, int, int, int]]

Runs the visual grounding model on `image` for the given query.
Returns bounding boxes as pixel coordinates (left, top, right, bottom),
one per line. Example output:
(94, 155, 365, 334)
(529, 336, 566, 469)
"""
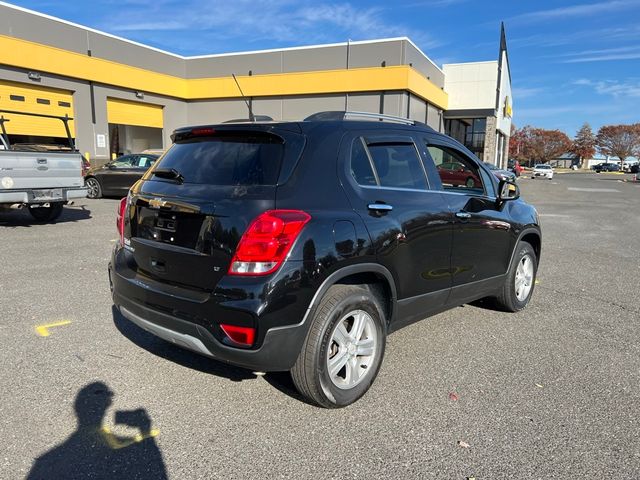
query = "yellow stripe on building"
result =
(0, 35, 448, 109)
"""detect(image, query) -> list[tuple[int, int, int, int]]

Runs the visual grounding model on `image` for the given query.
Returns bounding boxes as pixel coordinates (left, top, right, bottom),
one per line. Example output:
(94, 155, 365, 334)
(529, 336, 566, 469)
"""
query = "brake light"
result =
(220, 324, 255, 347)
(229, 210, 311, 276)
(116, 197, 127, 245)
(191, 127, 216, 137)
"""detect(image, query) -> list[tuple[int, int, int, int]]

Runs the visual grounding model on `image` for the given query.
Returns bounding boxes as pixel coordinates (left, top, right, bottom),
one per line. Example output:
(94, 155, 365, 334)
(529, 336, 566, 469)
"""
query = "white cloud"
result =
(573, 79, 640, 97)
(509, 0, 640, 24)
(563, 52, 640, 63)
(103, 0, 441, 53)
(512, 87, 543, 99)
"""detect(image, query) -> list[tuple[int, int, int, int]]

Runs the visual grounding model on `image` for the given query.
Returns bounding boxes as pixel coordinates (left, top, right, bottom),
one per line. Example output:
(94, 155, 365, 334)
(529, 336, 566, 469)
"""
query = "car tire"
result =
(28, 202, 64, 222)
(291, 285, 386, 408)
(85, 177, 102, 199)
(465, 177, 475, 188)
(494, 241, 537, 312)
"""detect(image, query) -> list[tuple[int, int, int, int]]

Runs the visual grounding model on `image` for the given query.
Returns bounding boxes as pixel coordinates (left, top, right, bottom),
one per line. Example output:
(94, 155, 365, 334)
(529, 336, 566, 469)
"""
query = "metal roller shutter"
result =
(106, 98, 163, 128)
(0, 80, 75, 137)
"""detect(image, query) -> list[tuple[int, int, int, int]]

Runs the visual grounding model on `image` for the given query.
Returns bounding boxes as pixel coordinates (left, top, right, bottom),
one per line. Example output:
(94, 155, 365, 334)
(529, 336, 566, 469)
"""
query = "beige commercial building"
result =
(0, 2, 512, 166)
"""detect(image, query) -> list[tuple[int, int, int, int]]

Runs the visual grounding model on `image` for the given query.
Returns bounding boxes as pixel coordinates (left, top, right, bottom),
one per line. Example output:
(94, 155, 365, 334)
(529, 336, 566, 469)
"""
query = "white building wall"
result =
(496, 51, 513, 136)
(442, 61, 498, 110)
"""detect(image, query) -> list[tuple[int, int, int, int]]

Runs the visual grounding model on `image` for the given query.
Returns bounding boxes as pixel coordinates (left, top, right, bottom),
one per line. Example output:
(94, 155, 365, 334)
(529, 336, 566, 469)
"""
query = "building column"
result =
(483, 116, 497, 163)
(502, 136, 510, 168)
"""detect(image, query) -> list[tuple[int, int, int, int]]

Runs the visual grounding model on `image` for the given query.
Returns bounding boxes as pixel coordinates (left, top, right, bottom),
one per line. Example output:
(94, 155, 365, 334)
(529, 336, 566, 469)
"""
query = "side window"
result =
(367, 143, 428, 190)
(350, 139, 377, 186)
(111, 156, 133, 168)
(426, 144, 484, 194)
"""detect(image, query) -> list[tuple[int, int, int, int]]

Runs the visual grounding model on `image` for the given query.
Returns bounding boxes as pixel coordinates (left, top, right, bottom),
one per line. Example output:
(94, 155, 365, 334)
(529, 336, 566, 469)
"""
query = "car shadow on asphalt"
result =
(111, 306, 313, 404)
(112, 306, 256, 382)
(0, 203, 92, 227)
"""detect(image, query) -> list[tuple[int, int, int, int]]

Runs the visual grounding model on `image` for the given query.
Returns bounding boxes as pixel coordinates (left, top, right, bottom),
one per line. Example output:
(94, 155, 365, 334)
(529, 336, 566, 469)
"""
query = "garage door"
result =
(107, 98, 163, 128)
(0, 80, 75, 137)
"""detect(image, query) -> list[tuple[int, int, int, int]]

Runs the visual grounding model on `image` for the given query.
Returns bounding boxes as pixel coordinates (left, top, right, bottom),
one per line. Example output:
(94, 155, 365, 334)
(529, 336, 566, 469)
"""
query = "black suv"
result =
(109, 111, 541, 408)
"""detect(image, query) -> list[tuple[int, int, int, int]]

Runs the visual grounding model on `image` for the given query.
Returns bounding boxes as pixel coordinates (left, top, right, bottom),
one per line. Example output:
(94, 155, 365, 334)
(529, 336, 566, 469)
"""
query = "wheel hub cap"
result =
(326, 309, 377, 390)
(514, 254, 534, 301)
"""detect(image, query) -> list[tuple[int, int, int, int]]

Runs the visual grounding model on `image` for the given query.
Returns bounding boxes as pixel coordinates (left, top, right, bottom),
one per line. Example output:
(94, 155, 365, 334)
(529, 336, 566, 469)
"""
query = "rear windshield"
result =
(155, 134, 283, 185)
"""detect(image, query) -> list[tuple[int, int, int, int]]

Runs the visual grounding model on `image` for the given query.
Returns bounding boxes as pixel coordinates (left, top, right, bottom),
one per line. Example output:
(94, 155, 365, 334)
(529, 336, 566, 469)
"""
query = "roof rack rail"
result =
(304, 110, 416, 125)
(222, 115, 275, 123)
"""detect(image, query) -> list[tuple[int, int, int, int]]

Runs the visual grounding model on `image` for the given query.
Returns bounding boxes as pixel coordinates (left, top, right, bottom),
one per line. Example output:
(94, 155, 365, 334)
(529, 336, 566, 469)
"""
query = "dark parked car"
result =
(484, 161, 517, 182)
(109, 111, 541, 408)
(592, 162, 620, 173)
(85, 154, 158, 198)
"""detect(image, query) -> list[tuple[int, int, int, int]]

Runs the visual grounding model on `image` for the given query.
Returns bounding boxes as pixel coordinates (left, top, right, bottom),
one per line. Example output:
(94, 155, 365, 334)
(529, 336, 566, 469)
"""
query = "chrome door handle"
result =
(368, 203, 393, 212)
(455, 212, 472, 219)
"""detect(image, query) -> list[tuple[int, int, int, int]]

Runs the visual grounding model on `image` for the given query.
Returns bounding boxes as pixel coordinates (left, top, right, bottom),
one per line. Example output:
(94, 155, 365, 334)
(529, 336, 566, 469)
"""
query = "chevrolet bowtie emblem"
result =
(148, 198, 167, 209)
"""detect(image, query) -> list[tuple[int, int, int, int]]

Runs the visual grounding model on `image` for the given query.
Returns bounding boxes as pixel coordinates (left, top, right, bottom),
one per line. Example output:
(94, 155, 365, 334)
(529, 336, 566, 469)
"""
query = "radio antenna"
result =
(231, 73, 255, 122)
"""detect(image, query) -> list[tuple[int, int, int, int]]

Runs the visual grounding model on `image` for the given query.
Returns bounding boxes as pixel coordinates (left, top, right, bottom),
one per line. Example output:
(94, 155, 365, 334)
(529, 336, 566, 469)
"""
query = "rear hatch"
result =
(0, 150, 84, 190)
(124, 125, 304, 291)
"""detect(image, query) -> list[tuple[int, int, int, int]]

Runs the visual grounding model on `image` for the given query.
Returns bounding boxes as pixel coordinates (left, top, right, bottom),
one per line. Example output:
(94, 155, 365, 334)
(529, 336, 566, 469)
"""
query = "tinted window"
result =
(367, 143, 428, 190)
(426, 144, 484, 194)
(350, 138, 377, 186)
(156, 135, 283, 185)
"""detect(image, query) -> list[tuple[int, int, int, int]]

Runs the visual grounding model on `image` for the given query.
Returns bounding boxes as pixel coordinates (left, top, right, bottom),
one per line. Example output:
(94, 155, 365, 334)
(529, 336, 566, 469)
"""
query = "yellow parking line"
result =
(35, 320, 71, 337)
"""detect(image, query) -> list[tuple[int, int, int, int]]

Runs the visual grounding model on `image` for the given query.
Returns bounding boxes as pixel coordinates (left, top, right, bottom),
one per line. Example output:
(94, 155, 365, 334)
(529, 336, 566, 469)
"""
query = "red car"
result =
(437, 161, 482, 188)
(507, 159, 523, 177)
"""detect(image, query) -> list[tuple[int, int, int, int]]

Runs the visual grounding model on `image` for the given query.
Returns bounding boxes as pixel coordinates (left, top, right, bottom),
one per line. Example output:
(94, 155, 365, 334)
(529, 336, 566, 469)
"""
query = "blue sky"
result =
(11, 0, 640, 136)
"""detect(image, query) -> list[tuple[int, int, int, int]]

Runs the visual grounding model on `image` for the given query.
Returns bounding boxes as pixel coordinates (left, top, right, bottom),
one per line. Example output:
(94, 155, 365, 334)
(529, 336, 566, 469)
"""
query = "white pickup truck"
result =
(0, 110, 87, 222)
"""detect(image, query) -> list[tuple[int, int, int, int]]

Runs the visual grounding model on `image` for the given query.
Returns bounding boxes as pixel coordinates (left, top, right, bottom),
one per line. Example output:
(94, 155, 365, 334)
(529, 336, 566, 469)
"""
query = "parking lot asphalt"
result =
(1, 172, 639, 479)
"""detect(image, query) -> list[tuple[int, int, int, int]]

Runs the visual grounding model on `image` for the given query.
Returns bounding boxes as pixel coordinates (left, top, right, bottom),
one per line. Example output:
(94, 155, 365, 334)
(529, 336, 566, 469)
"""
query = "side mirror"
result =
(498, 179, 520, 201)
(107, 163, 116, 169)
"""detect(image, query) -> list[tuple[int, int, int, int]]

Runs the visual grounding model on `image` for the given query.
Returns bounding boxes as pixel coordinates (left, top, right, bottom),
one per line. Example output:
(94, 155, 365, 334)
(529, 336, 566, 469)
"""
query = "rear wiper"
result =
(153, 168, 184, 184)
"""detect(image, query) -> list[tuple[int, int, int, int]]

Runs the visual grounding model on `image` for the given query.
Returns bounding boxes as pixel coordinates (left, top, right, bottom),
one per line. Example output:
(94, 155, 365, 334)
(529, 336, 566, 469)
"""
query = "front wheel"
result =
(494, 241, 537, 312)
(28, 202, 64, 222)
(291, 285, 386, 408)
(85, 177, 102, 199)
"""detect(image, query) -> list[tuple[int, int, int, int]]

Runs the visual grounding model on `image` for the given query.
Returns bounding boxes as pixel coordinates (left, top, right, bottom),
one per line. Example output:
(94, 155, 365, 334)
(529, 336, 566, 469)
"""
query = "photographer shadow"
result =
(27, 382, 167, 480)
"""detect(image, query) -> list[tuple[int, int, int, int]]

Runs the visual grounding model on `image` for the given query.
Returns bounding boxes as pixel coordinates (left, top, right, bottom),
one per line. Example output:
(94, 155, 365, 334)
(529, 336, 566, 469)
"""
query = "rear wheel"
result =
(494, 241, 537, 312)
(85, 177, 102, 199)
(465, 177, 475, 188)
(28, 202, 64, 222)
(291, 285, 386, 408)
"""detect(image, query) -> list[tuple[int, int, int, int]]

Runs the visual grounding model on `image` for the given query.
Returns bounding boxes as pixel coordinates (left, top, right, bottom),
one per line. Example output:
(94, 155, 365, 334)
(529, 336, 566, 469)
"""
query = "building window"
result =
(444, 117, 486, 158)
(37, 98, 51, 105)
(10, 95, 25, 101)
(58, 101, 71, 108)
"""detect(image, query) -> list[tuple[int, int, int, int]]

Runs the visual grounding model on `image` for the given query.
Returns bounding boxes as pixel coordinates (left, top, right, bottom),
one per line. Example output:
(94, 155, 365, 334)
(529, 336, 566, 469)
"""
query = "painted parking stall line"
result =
(567, 187, 621, 193)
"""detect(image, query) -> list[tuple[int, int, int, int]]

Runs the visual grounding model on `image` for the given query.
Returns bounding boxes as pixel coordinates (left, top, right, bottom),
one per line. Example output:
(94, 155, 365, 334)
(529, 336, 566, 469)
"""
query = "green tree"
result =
(571, 123, 596, 169)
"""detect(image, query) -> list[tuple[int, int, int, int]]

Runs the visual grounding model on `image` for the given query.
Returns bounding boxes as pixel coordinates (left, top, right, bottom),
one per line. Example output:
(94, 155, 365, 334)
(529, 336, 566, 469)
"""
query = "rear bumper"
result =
(0, 187, 87, 204)
(109, 255, 310, 372)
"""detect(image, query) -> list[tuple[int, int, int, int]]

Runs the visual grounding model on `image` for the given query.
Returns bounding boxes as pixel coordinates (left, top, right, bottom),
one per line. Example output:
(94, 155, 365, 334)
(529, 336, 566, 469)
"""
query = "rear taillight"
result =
(220, 324, 256, 347)
(116, 197, 127, 245)
(229, 210, 311, 276)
